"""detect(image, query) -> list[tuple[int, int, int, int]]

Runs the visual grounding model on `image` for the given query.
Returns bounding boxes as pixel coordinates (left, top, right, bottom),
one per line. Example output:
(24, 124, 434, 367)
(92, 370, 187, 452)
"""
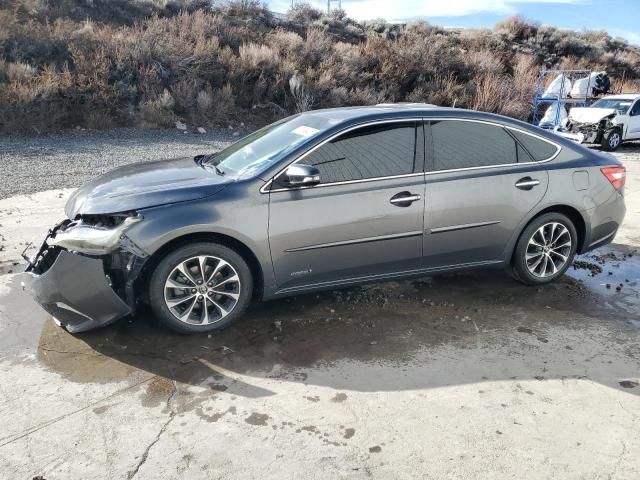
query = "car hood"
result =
(65, 157, 228, 218)
(569, 107, 617, 124)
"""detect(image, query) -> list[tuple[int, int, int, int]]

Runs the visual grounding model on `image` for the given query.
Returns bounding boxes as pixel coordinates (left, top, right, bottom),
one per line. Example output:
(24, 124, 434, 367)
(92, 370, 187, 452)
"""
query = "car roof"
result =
(295, 103, 542, 134)
(297, 103, 447, 121)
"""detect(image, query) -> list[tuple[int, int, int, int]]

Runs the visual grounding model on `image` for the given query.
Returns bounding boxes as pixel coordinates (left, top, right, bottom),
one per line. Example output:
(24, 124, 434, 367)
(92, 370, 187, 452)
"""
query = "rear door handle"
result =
(515, 177, 540, 190)
(390, 191, 421, 206)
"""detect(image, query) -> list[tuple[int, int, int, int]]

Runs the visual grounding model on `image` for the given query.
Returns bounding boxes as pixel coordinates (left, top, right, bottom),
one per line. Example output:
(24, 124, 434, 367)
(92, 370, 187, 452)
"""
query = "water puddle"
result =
(567, 243, 640, 319)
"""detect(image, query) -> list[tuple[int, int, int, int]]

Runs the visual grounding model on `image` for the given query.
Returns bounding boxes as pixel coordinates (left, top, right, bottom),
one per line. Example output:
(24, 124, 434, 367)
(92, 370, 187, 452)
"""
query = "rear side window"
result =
(302, 122, 418, 184)
(431, 120, 521, 171)
(509, 130, 558, 161)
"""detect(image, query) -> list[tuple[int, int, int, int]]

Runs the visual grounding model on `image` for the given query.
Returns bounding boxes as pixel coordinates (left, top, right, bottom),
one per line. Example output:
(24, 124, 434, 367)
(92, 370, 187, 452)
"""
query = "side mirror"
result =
(283, 164, 321, 187)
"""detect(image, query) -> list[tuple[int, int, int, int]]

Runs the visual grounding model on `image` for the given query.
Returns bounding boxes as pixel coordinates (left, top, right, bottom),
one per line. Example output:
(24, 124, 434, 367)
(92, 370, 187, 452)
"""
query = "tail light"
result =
(601, 166, 626, 191)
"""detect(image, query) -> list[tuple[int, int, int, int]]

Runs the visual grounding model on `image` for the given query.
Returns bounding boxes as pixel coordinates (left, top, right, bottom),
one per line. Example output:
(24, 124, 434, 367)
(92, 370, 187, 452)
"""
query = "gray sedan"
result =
(24, 104, 626, 334)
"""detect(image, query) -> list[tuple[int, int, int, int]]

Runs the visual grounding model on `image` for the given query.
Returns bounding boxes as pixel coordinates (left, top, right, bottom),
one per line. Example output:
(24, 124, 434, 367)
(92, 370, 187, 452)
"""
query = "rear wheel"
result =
(511, 213, 577, 285)
(601, 128, 622, 151)
(149, 242, 253, 334)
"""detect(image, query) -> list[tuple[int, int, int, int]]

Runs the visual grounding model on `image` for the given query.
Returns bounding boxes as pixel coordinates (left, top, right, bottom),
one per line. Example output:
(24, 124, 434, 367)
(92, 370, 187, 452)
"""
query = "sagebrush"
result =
(1, 0, 639, 133)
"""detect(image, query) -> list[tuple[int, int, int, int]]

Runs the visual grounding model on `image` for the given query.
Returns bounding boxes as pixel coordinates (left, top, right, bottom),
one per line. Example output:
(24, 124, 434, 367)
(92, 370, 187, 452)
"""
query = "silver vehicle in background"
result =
(24, 105, 626, 334)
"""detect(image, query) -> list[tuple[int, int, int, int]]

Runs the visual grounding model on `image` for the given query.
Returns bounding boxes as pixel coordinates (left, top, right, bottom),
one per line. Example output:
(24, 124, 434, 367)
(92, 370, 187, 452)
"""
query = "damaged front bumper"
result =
(23, 218, 147, 333)
(23, 250, 131, 333)
(557, 113, 620, 145)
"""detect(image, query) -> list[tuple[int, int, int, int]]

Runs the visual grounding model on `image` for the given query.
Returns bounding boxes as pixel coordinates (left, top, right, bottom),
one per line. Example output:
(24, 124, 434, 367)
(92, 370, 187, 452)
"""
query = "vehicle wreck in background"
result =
(557, 95, 640, 151)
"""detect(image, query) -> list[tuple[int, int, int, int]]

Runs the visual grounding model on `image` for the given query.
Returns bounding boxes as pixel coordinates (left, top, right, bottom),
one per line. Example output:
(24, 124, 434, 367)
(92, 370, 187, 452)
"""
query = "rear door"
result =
(422, 119, 556, 268)
(268, 120, 426, 292)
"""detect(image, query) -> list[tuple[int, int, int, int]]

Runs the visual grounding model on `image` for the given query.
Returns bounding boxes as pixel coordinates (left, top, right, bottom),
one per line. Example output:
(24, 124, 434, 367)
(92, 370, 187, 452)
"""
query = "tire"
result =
(601, 128, 622, 151)
(511, 213, 578, 286)
(148, 242, 253, 334)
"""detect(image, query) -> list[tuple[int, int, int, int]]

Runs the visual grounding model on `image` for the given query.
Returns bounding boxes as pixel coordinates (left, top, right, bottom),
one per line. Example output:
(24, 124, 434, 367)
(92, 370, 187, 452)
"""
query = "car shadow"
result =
(32, 244, 640, 401)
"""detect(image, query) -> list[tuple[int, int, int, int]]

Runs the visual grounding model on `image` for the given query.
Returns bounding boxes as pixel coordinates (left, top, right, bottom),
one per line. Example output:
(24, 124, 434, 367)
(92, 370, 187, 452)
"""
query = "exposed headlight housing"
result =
(50, 213, 142, 255)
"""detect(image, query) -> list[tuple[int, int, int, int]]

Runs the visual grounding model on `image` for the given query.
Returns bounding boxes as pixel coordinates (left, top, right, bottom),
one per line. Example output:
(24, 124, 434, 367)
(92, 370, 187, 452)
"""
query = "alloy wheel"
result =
(525, 222, 572, 278)
(609, 132, 621, 149)
(163, 255, 241, 325)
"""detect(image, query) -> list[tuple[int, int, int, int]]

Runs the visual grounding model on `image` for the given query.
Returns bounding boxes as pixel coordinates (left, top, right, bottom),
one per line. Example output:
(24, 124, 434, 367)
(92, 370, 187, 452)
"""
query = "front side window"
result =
(301, 122, 418, 184)
(630, 101, 640, 116)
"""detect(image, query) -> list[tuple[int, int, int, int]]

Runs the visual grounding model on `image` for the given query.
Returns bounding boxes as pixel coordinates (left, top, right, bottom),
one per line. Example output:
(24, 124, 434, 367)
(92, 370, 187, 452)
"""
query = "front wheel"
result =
(149, 242, 253, 334)
(511, 213, 578, 285)
(601, 128, 622, 151)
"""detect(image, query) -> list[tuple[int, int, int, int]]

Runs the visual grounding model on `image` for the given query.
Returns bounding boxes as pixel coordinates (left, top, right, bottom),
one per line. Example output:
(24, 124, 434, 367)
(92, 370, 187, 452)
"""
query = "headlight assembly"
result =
(50, 214, 143, 255)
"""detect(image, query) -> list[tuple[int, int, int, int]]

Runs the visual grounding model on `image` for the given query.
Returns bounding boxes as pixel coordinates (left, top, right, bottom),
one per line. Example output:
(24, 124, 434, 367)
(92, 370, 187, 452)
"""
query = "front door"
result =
(626, 100, 640, 139)
(268, 121, 426, 292)
(422, 119, 554, 268)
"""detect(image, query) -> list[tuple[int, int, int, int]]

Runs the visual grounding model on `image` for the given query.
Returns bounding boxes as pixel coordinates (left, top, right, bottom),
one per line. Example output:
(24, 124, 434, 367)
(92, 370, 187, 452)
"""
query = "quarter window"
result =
(431, 120, 523, 171)
(509, 130, 558, 161)
(301, 122, 418, 184)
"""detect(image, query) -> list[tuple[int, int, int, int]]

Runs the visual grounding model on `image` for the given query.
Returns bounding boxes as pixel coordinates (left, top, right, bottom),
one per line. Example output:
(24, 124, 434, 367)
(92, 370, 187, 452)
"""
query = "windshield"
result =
(203, 114, 330, 178)
(591, 98, 634, 114)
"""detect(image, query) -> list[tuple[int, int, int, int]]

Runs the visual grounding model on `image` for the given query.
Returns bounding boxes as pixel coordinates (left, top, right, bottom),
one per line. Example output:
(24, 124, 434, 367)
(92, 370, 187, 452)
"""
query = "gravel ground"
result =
(0, 127, 238, 199)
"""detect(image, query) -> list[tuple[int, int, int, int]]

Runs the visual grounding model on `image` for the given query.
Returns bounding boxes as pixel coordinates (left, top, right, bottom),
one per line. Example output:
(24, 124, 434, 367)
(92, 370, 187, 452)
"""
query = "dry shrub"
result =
(289, 71, 313, 112)
(138, 89, 176, 127)
(286, 3, 323, 24)
(611, 77, 640, 94)
(239, 43, 279, 70)
(0, 60, 36, 83)
(464, 50, 504, 75)
(267, 30, 304, 59)
(302, 28, 334, 66)
(495, 15, 539, 41)
(408, 73, 469, 108)
(1, 5, 639, 132)
(471, 73, 511, 113)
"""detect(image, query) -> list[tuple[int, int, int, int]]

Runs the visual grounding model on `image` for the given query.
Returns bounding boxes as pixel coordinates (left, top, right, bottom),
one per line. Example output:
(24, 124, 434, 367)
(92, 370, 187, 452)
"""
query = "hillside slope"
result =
(1, 0, 639, 133)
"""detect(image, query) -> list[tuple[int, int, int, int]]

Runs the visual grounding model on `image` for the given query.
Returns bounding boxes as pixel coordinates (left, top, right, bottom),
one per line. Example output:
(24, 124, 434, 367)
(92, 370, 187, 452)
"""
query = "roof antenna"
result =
(452, 98, 457, 108)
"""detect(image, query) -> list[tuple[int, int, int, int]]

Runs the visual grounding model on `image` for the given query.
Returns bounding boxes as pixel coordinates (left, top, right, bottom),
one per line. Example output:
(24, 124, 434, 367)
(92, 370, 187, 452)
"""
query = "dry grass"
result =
(1, 1, 639, 133)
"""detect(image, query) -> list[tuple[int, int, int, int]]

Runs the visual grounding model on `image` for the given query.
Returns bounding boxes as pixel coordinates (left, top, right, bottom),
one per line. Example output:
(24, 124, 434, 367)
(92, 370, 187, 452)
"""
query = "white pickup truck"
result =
(557, 94, 640, 151)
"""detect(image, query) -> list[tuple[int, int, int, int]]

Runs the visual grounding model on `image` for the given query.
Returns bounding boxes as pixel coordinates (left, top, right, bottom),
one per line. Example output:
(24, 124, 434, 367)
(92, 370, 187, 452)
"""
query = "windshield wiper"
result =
(195, 153, 225, 176)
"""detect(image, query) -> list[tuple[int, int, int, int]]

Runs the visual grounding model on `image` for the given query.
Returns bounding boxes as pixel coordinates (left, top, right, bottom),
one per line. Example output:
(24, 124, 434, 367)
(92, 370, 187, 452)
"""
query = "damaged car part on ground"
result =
(23, 104, 627, 334)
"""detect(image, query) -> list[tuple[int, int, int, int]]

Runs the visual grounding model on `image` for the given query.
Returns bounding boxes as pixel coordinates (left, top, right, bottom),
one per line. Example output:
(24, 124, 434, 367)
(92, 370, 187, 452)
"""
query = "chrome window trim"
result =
(260, 116, 562, 194)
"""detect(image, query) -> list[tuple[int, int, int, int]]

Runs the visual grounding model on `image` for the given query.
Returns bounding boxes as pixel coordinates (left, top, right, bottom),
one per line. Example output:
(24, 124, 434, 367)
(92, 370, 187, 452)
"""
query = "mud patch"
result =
(93, 405, 111, 415)
(619, 380, 639, 389)
(568, 245, 640, 316)
(343, 427, 355, 439)
(141, 377, 175, 408)
(245, 412, 270, 426)
(197, 406, 237, 423)
(331, 392, 348, 403)
(369, 445, 382, 453)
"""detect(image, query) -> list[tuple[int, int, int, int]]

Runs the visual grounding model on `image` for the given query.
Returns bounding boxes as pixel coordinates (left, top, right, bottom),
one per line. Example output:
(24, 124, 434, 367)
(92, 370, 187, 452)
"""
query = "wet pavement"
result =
(1, 243, 637, 393)
(1, 241, 639, 478)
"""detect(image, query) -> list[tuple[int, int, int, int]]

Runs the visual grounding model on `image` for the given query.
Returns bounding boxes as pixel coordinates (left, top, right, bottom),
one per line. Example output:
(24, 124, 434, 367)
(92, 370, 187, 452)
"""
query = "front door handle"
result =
(390, 191, 421, 207)
(515, 177, 540, 190)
